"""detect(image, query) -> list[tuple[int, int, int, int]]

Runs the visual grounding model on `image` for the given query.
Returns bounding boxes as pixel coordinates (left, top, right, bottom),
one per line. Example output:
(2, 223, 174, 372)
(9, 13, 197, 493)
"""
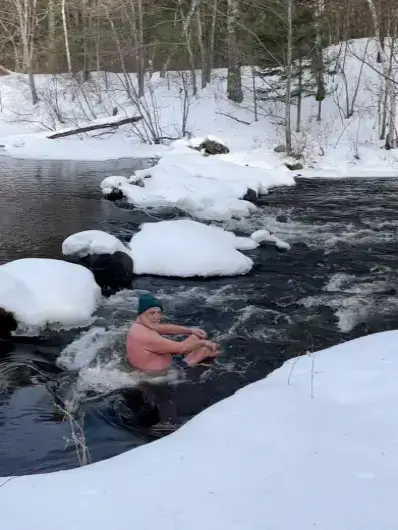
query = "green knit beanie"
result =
(137, 293, 163, 315)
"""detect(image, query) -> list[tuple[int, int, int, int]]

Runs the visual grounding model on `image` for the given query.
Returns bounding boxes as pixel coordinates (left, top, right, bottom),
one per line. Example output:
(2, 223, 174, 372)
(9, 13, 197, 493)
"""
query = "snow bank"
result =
(2, 330, 398, 530)
(101, 151, 293, 221)
(0, 258, 101, 331)
(129, 219, 257, 277)
(62, 230, 130, 258)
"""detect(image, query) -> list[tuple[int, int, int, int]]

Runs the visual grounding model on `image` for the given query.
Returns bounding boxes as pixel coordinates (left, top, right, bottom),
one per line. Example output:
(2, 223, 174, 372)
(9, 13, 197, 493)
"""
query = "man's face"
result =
(144, 307, 162, 324)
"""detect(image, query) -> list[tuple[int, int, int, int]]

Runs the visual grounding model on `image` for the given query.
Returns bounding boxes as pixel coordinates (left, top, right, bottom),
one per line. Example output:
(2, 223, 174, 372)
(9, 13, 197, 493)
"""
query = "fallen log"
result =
(47, 115, 142, 139)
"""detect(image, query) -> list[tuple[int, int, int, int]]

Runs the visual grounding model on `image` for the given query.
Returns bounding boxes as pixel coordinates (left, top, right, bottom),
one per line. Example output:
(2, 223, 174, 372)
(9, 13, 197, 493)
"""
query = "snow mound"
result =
(62, 230, 130, 258)
(251, 229, 291, 250)
(1, 330, 398, 530)
(0, 258, 101, 331)
(101, 151, 293, 221)
(100, 175, 130, 195)
(129, 219, 257, 277)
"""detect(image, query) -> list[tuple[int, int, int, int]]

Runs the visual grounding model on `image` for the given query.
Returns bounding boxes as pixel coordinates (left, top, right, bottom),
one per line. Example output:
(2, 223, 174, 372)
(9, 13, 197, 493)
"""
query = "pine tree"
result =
(255, 2, 332, 133)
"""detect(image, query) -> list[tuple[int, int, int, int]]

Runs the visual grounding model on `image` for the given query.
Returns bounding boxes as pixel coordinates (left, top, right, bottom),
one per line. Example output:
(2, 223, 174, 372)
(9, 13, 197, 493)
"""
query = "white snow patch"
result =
(101, 151, 293, 221)
(251, 229, 291, 250)
(100, 175, 131, 196)
(129, 219, 256, 277)
(0, 258, 101, 331)
(62, 230, 130, 258)
(2, 331, 398, 530)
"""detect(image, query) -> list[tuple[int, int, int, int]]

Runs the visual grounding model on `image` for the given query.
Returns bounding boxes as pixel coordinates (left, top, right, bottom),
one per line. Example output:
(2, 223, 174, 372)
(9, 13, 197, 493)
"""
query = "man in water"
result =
(127, 293, 220, 372)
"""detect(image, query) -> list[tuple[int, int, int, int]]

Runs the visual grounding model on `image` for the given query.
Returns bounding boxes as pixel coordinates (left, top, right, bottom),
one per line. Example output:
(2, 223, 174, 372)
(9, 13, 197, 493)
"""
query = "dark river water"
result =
(1, 156, 398, 477)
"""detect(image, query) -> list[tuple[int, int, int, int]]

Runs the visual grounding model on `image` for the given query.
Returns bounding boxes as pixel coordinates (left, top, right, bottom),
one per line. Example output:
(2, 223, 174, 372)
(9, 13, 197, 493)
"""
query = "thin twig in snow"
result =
(215, 111, 251, 125)
(0, 477, 17, 490)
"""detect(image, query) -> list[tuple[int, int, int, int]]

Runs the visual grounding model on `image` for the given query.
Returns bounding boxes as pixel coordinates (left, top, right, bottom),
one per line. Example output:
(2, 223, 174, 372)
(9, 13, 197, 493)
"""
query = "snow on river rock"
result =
(101, 146, 295, 222)
(0, 258, 101, 332)
(62, 230, 130, 257)
(62, 220, 270, 279)
(129, 220, 257, 277)
(1, 330, 398, 530)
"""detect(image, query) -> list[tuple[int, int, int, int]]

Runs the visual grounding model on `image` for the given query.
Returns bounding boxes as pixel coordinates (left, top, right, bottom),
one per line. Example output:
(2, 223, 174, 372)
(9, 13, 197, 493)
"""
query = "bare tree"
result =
(365, 0, 397, 146)
(196, 6, 208, 88)
(205, 0, 218, 84)
(61, 0, 73, 74)
(14, 0, 39, 104)
(285, 0, 293, 153)
(227, 0, 243, 102)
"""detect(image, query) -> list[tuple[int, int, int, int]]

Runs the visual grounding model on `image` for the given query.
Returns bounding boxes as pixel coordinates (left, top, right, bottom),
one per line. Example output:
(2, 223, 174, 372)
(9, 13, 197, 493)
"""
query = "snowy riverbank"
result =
(1, 330, 398, 529)
(0, 39, 397, 177)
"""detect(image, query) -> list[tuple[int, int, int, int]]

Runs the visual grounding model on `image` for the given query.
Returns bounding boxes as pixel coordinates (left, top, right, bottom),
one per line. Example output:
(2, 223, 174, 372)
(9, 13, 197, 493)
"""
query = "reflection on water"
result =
(1, 161, 398, 477)
(0, 156, 153, 264)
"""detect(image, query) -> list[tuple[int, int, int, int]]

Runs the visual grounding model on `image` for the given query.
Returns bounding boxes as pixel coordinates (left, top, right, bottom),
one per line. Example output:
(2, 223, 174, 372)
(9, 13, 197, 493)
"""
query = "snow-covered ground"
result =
(0, 39, 397, 177)
(1, 330, 398, 529)
(0, 258, 101, 332)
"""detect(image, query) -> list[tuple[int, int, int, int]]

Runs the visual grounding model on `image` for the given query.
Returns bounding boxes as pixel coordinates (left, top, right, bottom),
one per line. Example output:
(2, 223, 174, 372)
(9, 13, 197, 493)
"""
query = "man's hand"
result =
(190, 328, 207, 339)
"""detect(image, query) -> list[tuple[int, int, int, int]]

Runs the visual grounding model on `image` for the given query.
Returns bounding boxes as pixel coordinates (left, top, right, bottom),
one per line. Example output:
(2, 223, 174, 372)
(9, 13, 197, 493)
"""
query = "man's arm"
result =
(138, 315, 207, 338)
(144, 333, 186, 355)
(145, 332, 209, 356)
(149, 323, 192, 335)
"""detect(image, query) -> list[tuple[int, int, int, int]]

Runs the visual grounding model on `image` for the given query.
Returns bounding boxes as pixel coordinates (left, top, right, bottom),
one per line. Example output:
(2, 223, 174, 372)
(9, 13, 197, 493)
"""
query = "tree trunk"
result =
(196, 7, 207, 89)
(81, 0, 90, 81)
(365, 0, 390, 142)
(205, 0, 217, 84)
(137, 0, 145, 97)
(47, 0, 57, 72)
(178, 0, 201, 96)
(314, 0, 325, 122)
(386, 33, 397, 148)
(15, 0, 39, 104)
(252, 67, 258, 121)
(28, 71, 39, 105)
(129, 0, 145, 97)
(203, 0, 217, 84)
(296, 58, 302, 133)
(285, 0, 293, 153)
(227, 0, 243, 103)
(61, 0, 72, 74)
(47, 115, 142, 139)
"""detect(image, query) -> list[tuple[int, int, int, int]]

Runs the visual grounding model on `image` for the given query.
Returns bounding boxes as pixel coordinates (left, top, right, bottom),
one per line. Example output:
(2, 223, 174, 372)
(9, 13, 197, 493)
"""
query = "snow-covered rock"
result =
(101, 151, 293, 222)
(62, 231, 134, 291)
(0, 258, 101, 331)
(1, 330, 398, 530)
(62, 230, 129, 258)
(190, 134, 230, 155)
(100, 176, 130, 201)
(129, 219, 257, 277)
(251, 229, 291, 250)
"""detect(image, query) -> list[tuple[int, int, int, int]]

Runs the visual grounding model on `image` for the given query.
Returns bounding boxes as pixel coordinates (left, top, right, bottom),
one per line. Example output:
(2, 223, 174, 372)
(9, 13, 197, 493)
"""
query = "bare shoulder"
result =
(132, 322, 162, 338)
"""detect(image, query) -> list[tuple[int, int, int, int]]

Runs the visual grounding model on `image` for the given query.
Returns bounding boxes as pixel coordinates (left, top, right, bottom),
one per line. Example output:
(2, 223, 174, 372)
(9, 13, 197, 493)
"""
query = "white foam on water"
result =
(324, 229, 396, 249)
(214, 305, 286, 342)
(325, 273, 357, 292)
(325, 273, 392, 295)
(57, 326, 113, 371)
(58, 323, 179, 403)
(227, 204, 398, 251)
(334, 297, 373, 333)
(77, 361, 177, 395)
(302, 287, 398, 333)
